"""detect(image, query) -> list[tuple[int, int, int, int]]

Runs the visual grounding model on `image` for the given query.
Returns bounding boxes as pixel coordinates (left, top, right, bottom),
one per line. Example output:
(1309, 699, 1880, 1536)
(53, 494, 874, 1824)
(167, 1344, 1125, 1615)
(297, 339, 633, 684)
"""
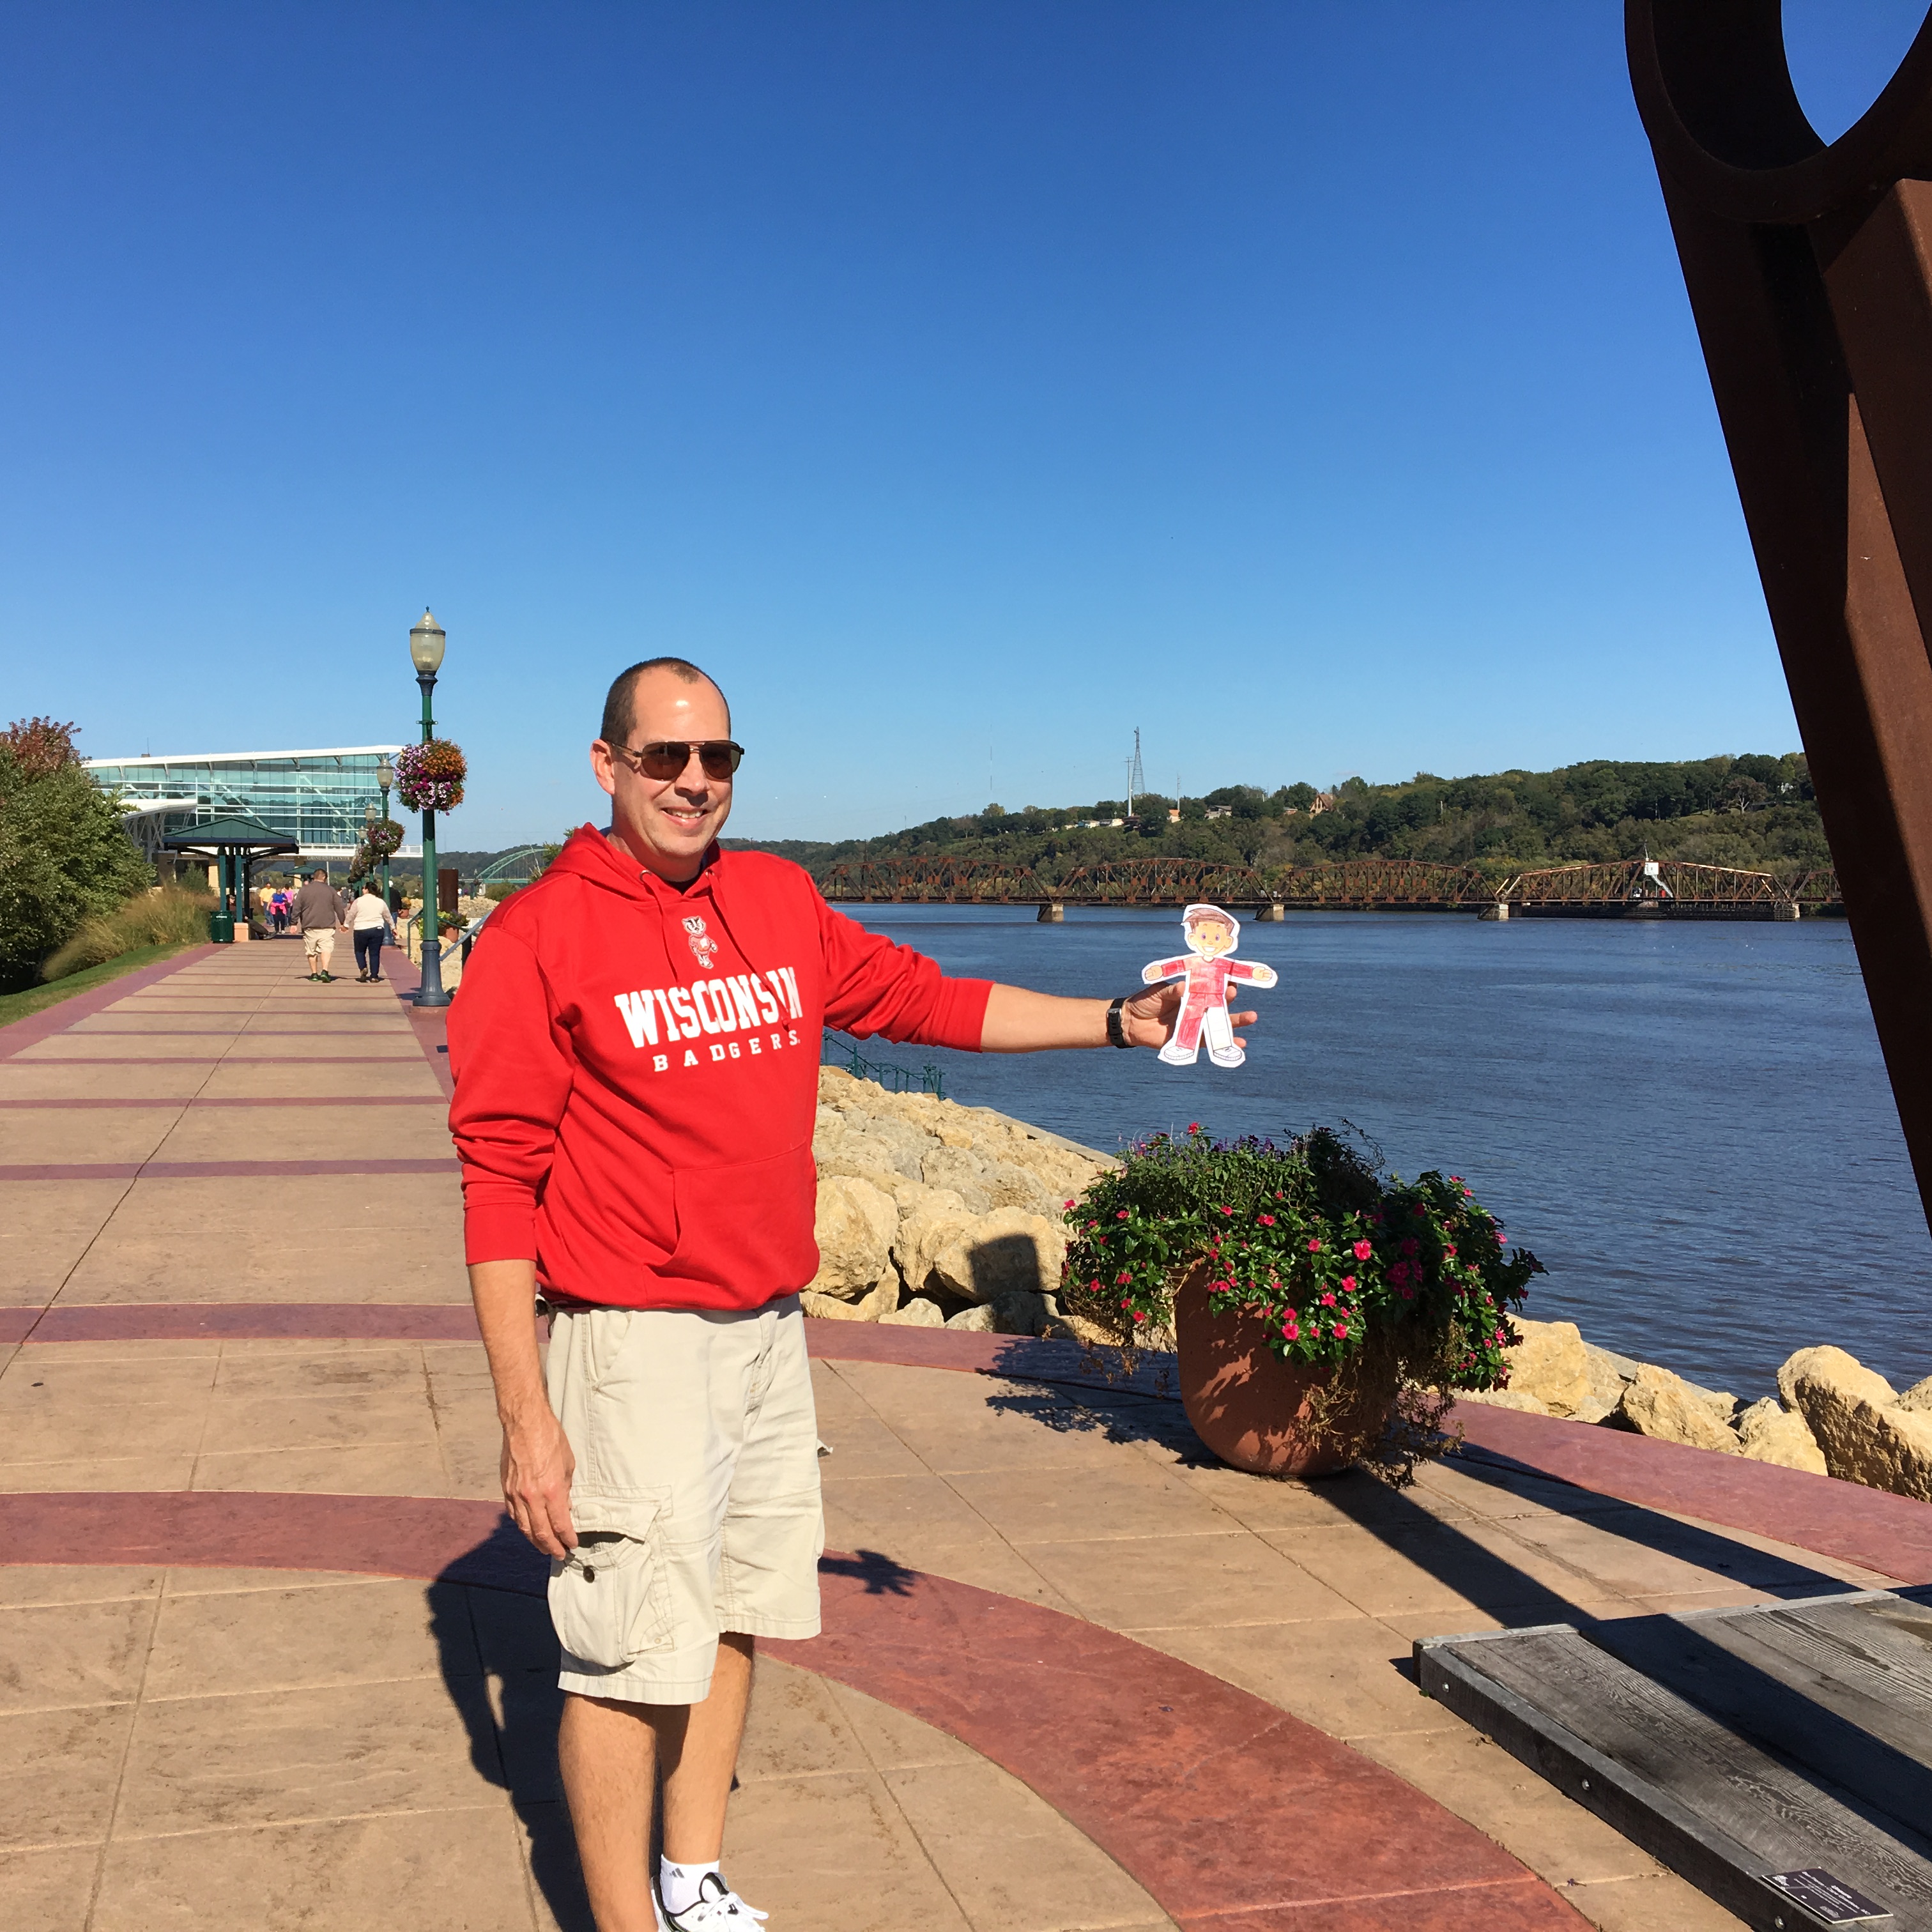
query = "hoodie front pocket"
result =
(548, 1492, 673, 1670)
(664, 1144, 820, 1296)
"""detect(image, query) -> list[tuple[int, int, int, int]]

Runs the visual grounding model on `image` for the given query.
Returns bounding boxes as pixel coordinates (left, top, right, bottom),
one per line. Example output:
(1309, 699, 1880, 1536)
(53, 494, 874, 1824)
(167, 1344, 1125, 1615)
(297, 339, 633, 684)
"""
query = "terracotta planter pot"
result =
(1175, 1268, 1395, 1478)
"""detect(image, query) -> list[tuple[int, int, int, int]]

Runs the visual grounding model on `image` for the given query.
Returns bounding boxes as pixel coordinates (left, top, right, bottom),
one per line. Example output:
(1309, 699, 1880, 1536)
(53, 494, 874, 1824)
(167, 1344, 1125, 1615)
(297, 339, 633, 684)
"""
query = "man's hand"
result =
(500, 1408, 578, 1558)
(1121, 978, 1258, 1049)
(979, 981, 1260, 1051)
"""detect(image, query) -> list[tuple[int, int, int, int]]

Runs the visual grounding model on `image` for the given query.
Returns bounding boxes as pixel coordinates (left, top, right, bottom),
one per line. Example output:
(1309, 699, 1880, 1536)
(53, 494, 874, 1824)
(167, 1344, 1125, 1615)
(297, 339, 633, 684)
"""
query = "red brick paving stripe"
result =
(813, 1323, 1932, 1590)
(0, 1157, 458, 1181)
(1, 1302, 480, 1344)
(783, 1560, 1579, 1928)
(0, 1492, 1579, 1929)
(0, 947, 215, 1062)
(0, 1095, 447, 1109)
(1454, 1402, 1932, 1586)
(65, 1027, 407, 1036)
(8, 1054, 428, 1064)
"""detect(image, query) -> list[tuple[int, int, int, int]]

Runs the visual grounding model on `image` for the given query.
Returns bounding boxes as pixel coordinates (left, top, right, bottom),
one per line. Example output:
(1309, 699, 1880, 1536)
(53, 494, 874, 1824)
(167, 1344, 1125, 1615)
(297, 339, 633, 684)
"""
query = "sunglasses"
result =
(617, 739, 744, 781)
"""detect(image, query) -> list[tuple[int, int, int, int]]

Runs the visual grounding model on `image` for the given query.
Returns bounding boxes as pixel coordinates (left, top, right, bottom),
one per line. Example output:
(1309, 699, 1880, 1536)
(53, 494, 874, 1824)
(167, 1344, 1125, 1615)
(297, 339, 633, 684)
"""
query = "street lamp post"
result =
(376, 757, 395, 905)
(410, 610, 451, 1009)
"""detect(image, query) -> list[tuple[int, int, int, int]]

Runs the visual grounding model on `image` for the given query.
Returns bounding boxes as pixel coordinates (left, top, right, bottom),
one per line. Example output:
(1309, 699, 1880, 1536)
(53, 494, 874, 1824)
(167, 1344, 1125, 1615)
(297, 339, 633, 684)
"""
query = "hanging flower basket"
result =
(394, 740, 466, 813)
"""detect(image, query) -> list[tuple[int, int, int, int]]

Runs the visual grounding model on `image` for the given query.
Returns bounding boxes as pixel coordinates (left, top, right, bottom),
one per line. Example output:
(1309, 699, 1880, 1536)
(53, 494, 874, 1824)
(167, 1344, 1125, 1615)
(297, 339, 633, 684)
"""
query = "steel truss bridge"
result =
(816, 855, 1843, 918)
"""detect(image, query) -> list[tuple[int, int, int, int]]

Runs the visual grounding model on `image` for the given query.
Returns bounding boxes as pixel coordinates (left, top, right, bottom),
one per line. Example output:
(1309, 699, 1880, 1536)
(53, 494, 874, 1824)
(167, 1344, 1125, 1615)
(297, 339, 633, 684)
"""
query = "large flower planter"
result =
(1175, 1267, 1396, 1478)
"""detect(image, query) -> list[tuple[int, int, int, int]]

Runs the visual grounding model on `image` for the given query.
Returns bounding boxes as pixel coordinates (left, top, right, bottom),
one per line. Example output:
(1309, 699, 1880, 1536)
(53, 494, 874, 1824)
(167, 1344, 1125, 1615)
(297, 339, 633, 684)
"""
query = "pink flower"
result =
(1189, 1122, 1200, 1131)
(1258, 1214, 1276, 1226)
(1116, 1209, 1129, 1221)
(1282, 1321, 1300, 1340)
(1389, 1261, 1410, 1286)
(1319, 1292, 1337, 1307)
(1307, 1239, 1322, 1253)
(1333, 1322, 1349, 1338)
(1219, 1205, 1234, 1217)
(1353, 1239, 1372, 1261)
(1400, 1238, 1419, 1257)
(1115, 1271, 1131, 1285)
(1340, 1275, 1356, 1293)
(1133, 1311, 1146, 1324)
(1443, 1245, 1457, 1257)
(1064, 1199, 1075, 1209)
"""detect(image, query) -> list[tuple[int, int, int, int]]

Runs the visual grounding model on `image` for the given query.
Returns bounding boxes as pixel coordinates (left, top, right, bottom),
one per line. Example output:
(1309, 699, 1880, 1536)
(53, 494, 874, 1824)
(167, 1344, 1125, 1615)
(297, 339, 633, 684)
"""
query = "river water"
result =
(827, 906, 1932, 1400)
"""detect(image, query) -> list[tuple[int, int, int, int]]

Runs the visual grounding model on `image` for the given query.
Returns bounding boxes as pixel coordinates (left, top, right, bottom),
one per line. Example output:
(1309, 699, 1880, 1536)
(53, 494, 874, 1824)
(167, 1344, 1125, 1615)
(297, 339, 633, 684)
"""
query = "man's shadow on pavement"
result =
(428, 1523, 594, 1932)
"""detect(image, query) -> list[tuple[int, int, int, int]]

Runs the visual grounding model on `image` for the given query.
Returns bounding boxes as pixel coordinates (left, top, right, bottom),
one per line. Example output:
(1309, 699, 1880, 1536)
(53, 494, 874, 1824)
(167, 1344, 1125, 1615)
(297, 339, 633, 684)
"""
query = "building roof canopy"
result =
(160, 816, 301, 853)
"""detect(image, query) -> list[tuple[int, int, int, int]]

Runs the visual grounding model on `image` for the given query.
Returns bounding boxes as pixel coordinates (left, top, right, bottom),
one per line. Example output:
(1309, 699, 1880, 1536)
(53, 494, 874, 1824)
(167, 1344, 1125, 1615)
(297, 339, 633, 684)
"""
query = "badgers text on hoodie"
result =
(446, 827, 992, 1311)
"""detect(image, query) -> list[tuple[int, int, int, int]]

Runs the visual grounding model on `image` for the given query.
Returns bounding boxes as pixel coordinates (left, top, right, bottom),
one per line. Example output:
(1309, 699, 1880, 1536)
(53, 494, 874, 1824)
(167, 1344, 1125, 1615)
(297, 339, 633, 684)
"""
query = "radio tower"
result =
(1126, 728, 1145, 818)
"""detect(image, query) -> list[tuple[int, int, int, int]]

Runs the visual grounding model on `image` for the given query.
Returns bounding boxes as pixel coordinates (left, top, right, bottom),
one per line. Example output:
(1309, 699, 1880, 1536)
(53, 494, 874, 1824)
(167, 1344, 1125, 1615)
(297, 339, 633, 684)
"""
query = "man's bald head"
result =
(600, 658, 729, 750)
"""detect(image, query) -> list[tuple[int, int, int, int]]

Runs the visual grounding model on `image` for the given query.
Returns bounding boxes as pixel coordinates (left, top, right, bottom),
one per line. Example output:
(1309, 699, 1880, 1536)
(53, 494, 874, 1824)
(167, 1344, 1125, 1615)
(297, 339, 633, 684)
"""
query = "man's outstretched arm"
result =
(979, 979, 1258, 1053)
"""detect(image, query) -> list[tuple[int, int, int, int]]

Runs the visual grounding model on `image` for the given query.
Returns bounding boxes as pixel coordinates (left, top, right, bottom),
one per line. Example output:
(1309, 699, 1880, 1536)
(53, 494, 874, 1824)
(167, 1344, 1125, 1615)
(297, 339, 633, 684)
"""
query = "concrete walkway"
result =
(1, 941, 1907, 1931)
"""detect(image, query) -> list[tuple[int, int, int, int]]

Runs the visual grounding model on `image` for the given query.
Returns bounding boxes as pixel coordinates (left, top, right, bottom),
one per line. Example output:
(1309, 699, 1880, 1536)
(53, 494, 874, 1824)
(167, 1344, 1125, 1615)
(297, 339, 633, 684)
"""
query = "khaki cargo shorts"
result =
(302, 929, 335, 965)
(544, 1295, 824, 1705)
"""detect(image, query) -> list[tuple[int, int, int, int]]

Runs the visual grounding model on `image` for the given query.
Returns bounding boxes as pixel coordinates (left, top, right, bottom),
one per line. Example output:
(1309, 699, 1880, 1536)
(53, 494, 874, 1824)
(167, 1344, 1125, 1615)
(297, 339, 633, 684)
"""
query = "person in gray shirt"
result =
(291, 870, 346, 982)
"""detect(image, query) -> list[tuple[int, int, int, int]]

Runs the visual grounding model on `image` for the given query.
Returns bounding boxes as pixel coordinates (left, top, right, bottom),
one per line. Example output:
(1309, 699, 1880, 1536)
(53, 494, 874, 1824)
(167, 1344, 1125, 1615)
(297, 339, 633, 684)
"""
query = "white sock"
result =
(661, 1859, 721, 1917)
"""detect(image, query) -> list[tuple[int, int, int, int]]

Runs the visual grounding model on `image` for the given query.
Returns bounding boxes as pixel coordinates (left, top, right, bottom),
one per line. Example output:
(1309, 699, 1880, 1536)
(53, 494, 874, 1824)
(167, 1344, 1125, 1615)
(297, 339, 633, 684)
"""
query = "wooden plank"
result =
(1419, 1626, 1932, 1930)
(1585, 1602, 1932, 1839)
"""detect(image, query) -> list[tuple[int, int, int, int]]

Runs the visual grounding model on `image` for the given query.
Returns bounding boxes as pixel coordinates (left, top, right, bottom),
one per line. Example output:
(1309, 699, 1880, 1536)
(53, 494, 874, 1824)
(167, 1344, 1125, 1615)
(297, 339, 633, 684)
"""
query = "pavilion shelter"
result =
(162, 817, 299, 941)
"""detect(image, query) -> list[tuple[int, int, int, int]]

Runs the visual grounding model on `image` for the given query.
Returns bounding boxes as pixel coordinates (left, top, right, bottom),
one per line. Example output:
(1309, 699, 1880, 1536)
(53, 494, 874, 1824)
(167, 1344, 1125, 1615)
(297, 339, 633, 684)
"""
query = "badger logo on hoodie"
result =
(683, 914, 719, 970)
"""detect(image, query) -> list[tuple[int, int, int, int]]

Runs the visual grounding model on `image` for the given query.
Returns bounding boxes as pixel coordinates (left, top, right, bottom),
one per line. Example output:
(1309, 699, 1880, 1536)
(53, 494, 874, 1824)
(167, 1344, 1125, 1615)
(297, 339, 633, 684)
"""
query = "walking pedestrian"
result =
(447, 657, 1252, 1932)
(291, 868, 346, 982)
(347, 881, 397, 983)
(268, 889, 289, 936)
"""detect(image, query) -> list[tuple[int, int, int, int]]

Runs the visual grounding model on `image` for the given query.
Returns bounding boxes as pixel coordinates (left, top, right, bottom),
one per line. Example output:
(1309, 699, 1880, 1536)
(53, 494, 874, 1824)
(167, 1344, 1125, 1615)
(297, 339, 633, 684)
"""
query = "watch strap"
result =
(1107, 995, 1131, 1048)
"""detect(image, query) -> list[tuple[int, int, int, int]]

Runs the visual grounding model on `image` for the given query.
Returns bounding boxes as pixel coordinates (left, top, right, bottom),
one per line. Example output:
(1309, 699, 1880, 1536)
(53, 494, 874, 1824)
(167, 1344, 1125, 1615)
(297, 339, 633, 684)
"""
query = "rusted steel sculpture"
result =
(1629, 3, 1932, 1229)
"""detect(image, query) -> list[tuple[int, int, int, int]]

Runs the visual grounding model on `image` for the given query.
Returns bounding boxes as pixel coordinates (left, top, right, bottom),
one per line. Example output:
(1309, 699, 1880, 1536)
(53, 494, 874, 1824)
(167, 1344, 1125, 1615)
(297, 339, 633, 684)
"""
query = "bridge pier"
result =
(1036, 901, 1064, 923)
(1254, 902, 1285, 921)
(1479, 901, 1510, 921)
(1773, 900, 1801, 921)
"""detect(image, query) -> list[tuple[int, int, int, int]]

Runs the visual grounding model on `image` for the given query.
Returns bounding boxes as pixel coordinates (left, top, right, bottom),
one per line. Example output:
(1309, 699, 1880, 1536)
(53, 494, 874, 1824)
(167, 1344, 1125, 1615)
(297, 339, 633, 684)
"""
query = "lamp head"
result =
(409, 609, 447, 676)
(377, 758, 394, 790)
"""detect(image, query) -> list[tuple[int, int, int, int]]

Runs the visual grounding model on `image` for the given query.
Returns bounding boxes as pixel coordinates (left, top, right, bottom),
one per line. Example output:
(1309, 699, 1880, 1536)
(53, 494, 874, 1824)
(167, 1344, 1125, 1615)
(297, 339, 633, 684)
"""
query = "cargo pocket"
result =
(547, 1492, 673, 1671)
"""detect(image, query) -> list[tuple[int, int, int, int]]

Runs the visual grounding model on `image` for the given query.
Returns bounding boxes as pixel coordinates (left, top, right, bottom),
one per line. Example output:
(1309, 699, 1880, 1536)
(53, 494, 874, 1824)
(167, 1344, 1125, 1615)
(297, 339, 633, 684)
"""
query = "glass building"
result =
(82, 746, 417, 861)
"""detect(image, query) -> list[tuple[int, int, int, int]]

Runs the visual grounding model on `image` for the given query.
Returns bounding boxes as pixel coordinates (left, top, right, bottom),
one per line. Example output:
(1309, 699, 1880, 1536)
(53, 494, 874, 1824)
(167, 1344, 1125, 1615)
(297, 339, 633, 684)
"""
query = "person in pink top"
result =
(1141, 902, 1278, 1068)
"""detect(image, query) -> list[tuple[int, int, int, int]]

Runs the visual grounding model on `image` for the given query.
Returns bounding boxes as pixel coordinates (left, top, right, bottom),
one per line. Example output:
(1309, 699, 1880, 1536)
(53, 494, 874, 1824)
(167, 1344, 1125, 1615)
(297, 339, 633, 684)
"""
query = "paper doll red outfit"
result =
(1140, 903, 1278, 1070)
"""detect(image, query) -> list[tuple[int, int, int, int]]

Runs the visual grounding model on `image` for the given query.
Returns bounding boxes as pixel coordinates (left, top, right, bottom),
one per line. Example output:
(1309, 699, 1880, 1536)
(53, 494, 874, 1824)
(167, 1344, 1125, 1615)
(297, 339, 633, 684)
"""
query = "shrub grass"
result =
(0, 942, 197, 1031)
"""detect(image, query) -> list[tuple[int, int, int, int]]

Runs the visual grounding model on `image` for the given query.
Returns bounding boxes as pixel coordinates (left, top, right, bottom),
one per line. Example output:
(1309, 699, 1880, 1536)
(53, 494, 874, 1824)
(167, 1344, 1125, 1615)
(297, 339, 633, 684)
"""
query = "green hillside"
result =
(725, 753, 1830, 885)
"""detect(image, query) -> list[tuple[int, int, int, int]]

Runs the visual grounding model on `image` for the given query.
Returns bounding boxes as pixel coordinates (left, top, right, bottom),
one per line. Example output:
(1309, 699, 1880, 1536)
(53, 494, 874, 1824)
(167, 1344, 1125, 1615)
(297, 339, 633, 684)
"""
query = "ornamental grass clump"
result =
(1061, 1124, 1544, 1480)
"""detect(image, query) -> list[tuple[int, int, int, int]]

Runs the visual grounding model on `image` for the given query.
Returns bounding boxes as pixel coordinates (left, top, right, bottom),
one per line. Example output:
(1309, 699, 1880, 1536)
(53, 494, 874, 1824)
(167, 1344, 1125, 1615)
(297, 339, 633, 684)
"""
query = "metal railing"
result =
(822, 1031, 946, 1100)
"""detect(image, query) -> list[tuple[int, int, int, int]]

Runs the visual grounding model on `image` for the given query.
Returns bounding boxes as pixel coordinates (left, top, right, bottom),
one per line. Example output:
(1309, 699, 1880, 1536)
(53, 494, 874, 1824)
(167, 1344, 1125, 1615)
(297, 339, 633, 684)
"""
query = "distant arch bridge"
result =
(815, 855, 1842, 919)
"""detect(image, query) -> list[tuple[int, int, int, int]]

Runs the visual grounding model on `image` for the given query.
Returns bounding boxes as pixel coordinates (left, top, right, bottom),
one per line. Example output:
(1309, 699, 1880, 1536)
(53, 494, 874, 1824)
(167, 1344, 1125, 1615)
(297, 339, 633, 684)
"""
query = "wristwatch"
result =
(1107, 995, 1131, 1048)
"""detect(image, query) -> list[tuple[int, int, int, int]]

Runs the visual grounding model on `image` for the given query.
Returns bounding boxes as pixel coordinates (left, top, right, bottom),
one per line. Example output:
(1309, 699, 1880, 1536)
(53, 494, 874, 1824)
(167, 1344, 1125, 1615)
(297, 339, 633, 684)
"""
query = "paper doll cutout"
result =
(1141, 903, 1278, 1069)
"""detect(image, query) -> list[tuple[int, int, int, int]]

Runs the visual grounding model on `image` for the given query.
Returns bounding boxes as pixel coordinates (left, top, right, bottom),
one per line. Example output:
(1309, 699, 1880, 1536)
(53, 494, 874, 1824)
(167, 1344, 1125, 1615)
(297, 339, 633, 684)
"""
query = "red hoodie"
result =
(446, 827, 991, 1311)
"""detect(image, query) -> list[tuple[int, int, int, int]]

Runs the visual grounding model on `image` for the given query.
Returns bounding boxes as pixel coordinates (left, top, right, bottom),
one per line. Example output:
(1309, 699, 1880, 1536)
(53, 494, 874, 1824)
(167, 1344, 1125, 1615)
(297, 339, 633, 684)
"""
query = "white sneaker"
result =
(663, 1873, 769, 1931)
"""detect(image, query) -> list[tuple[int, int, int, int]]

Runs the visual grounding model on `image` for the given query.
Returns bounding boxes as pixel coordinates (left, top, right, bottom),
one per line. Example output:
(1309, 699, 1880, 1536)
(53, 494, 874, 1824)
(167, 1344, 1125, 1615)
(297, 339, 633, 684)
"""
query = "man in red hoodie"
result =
(448, 658, 1249, 1932)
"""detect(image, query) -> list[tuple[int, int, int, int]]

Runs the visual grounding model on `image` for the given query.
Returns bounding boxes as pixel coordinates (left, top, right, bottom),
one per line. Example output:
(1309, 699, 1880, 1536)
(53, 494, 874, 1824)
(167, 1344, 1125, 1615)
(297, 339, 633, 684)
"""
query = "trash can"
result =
(209, 910, 234, 944)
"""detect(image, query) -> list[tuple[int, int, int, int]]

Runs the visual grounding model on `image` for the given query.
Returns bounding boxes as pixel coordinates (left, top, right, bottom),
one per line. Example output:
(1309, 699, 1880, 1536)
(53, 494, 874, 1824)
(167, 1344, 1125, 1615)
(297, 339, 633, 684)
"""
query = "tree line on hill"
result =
(725, 753, 1828, 885)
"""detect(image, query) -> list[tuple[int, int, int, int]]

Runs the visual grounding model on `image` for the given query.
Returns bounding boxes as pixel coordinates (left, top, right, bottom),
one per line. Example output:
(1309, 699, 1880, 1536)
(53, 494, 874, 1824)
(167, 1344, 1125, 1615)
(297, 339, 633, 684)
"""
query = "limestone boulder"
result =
(990, 1290, 1051, 1336)
(945, 1303, 997, 1332)
(801, 1275, 898, 1322)
(880, 1296, 945, 1328)
(1735, 1398, 1827, 1475)
(1499, 1320, 1593, 1418)
(806, 1175, 898, 1300)
(1579, 1344, 1636, 1425)
(1898, 1376, 1932, 1413)
(1616, 1363, 1739, 1454)
(891, 1189, 976, 1298)
(978, 1159, 1062, 1218)
(930, 1206, 1069, 1305)
(1779, 1346, 1932, 1500)
(1455, 1388, 1552, 1416)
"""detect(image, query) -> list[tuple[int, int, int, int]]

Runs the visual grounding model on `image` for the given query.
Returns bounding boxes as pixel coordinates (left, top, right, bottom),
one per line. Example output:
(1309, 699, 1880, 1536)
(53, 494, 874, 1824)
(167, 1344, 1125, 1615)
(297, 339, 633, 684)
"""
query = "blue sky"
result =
(4, 1, 1927, 847)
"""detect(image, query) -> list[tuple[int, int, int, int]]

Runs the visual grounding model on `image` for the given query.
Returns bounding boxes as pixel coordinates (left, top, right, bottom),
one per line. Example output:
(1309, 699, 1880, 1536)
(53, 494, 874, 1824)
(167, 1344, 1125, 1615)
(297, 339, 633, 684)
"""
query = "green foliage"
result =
(0, 719, 153, 990)
(41, 885, 218, 981)
(1061, 1125, 1542, 1392)
(726, 751, 1825, 885)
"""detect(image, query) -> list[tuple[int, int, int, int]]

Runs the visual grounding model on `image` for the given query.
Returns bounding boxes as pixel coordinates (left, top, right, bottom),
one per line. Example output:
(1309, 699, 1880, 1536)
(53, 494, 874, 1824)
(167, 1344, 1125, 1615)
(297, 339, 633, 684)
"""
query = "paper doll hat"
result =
(1181, 901, 1241, 944)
